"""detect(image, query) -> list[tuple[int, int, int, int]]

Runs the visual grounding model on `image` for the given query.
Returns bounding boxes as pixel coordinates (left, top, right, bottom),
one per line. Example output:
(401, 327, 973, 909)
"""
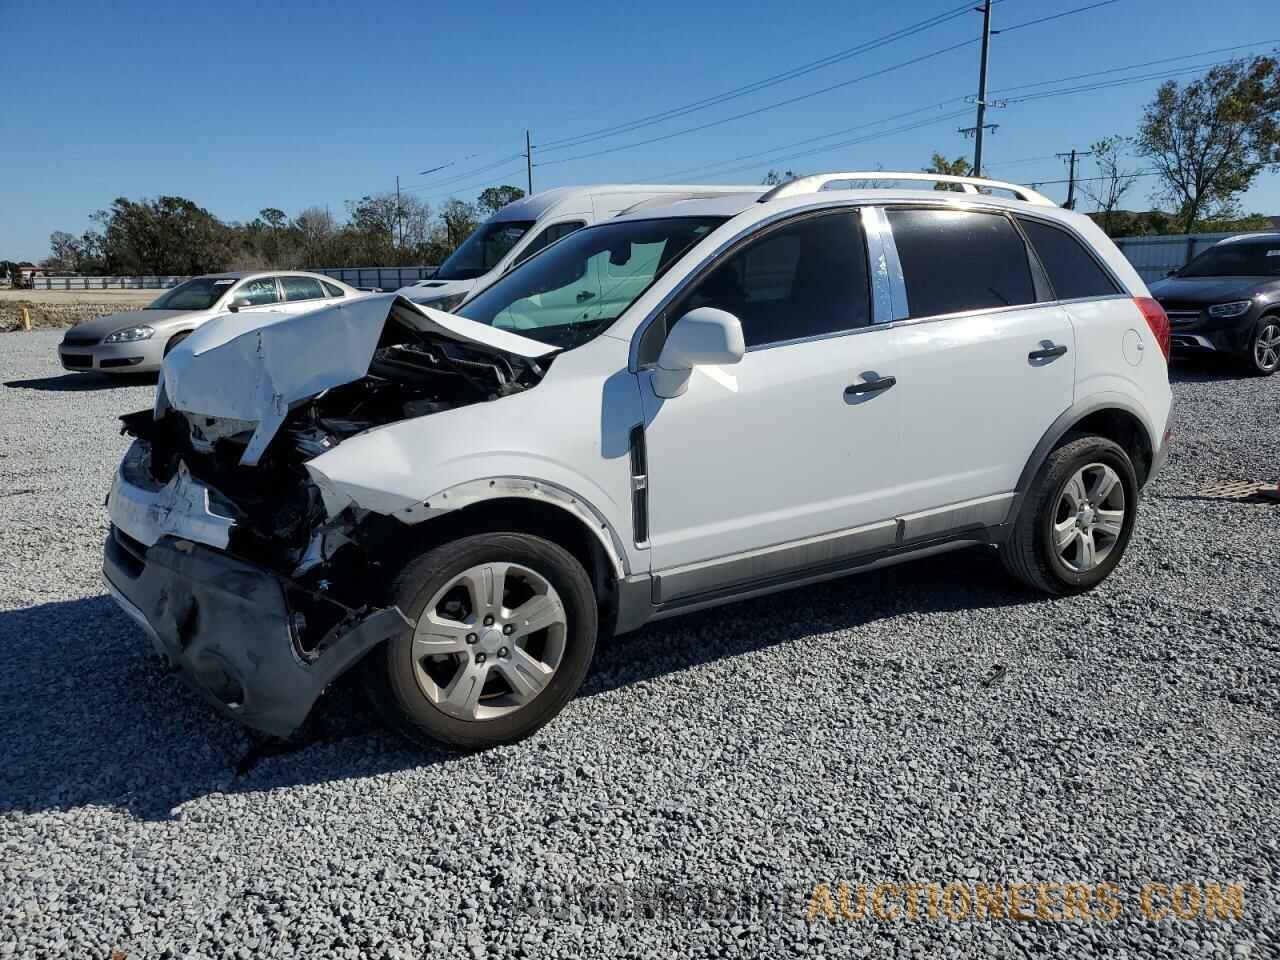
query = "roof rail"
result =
(758, 171, 1056, 207)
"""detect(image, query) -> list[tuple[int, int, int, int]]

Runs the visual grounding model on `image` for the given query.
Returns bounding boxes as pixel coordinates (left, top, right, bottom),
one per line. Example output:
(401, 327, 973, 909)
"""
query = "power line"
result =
(535, 1, 1127, 171)
(536, 38, 978, 168)
(644, 42, 1267, 186)
(535, 1, 979, 152)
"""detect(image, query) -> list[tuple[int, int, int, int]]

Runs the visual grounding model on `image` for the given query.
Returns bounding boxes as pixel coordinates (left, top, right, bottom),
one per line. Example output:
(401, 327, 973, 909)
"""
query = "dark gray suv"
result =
(1150, 233, 1280, 375)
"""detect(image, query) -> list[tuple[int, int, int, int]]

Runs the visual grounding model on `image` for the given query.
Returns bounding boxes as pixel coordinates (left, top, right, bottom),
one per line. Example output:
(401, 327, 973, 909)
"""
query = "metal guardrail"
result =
(30, 275, 188, 290)
(26, 266, 438, 293)
(309, 266, 437, 291)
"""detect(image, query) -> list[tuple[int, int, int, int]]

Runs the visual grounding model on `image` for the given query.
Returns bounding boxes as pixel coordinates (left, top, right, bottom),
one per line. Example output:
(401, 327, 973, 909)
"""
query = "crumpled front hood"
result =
(159, 293, 556, 465)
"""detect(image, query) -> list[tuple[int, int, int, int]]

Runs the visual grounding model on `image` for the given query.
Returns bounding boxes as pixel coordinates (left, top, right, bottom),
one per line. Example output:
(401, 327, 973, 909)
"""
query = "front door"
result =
(639, 210, 904, 602)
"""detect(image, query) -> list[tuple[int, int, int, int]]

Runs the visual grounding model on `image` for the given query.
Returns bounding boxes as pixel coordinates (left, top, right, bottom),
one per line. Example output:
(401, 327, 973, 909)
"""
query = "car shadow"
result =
(4, 372, 159, 392)
(0, 547, 1033, 821)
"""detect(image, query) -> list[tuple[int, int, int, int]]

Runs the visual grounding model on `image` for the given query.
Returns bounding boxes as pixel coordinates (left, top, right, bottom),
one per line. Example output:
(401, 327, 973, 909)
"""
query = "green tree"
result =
(477, 185, 526, 215)
(762, 169, 802, 185)
(1137, 54, 1280, 232)
(924, 153, 973, 190)
(439, 199, 479, 249)
(93, 196, 232, 275)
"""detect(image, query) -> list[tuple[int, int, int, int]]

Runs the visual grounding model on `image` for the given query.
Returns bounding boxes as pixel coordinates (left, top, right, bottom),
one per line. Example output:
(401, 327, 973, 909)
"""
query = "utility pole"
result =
(525, 130, 534, 195)
(1055, 149, 1092, 209)
(972, 0, 992, 175)
(395, 175, 403, 248)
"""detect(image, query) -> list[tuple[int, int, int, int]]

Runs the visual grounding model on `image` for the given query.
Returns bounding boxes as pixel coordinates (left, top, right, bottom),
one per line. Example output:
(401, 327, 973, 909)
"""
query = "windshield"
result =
(1178, 240, 1280, 278)
(146, 277, 236, 310)
(457, 217, 725, 348)
(434, 220, 536, 281)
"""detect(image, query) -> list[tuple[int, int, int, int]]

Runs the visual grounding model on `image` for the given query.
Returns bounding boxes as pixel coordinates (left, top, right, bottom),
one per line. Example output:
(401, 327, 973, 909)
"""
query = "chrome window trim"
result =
(861, 206, 909, 322)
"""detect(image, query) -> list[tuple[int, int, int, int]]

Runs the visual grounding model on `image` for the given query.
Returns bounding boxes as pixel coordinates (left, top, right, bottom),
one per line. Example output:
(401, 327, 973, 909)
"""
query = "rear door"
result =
(879, 205, 1075, 520)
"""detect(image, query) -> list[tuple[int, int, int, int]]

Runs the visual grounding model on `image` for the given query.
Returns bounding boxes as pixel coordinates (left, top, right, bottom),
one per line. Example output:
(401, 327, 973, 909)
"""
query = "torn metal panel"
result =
(109, 440, 236, 550)
(160, 294, 557, 466)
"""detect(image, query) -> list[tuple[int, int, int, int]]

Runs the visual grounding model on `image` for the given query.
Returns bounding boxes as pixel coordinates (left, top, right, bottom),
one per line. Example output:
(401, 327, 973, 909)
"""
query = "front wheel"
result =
(1001, 434, 1139, 595)
(363, 532, 598, 750)
(1244, 316, 1280, 375)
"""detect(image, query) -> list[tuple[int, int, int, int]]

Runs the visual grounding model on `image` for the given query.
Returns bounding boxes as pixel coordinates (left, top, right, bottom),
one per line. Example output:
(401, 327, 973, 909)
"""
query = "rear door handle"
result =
(844, 375, 896, 398)
(1028, 344, 1068, 362)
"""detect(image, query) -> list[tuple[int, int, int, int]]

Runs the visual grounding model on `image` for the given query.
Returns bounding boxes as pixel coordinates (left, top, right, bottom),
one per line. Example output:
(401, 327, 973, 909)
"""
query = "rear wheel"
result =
(363, 532, 597, 750)
(1001, 434, 1138, 595)
(1244, 316, 1280, 375)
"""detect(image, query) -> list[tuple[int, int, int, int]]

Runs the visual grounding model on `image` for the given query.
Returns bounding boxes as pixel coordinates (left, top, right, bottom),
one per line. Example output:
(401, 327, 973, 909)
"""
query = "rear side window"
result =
(512, 220, 587, 266)
(886, 208, 1035, 318)
(1016, 217, 1121, 300)
(679, 212, 871, 348)
(280, 276, 325, 301)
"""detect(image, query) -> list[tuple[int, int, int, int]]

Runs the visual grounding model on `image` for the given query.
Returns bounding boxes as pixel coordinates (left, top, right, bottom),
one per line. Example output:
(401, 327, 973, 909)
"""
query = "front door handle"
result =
(1028, 343, 1068, 362)
(844, 375, 896, 399)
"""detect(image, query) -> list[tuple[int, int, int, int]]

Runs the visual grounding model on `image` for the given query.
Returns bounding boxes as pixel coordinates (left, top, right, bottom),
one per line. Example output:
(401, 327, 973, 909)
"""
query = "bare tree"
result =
(1080, 136, 1141, 236)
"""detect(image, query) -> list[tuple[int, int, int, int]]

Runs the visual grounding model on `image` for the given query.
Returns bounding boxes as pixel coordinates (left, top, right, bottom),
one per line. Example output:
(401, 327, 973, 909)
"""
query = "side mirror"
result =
(228, 297, 251, 313)
(652, 307, 745, 398)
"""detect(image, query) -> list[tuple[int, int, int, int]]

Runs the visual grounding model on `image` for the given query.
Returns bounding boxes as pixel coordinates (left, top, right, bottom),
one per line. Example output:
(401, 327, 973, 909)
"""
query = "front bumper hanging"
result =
(104, 530, 410, 737)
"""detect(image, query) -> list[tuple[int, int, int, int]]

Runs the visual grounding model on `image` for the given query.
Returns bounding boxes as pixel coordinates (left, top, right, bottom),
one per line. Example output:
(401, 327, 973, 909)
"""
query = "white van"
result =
(397, 184, 762, 310)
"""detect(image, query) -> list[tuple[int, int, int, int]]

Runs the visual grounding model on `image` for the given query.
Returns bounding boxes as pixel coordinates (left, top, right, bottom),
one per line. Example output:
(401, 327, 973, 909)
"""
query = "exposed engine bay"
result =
(117, 321, 551, 657)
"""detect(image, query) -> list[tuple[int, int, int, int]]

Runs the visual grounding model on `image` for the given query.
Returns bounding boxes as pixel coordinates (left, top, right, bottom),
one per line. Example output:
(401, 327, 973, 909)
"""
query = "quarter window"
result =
(235, 277, 280, 306)
(322, 281, 346, 297)
(1016, 217, 1121, 299)
(678, 212, 871, 348)
(886, 208, 1036, 318)
(280, 276, 326, 301)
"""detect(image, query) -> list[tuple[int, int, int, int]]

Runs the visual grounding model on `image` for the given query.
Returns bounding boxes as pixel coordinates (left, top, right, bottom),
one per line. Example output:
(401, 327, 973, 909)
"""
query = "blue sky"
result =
(2, 0, 1278, 261)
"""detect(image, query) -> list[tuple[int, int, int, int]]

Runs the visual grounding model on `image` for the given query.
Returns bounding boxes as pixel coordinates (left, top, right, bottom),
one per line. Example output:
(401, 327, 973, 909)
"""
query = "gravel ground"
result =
(1, 329, 1277, 959)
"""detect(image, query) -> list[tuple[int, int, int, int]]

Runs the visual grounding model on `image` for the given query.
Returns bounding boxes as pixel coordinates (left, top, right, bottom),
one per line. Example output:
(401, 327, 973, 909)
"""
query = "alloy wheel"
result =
(411, 562, 567, 721)
(1254, 321, 1280, 373)
(1052, 463, 1126, 573)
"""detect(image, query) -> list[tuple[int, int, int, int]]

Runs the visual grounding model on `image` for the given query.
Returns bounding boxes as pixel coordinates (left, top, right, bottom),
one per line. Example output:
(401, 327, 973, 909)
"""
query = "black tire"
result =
(1241, 315, 1280, 376)
(1000, 434, 1139, 595)
(363, 532, 597, 751)
(163, 330, 192, 356)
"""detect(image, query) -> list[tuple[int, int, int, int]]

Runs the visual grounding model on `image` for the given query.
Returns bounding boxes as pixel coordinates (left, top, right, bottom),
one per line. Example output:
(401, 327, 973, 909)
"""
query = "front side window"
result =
(458, 217, 723, 348)
(146, 277, 235, 311)
(235, 277, 281, 306)
(677, 212, 871, 348)
(280, 276, 325, 301)
(887, 208, 1035, 318)
(512, 220, 588, 266)
(1178, 240, 1280, 278)
(434, 220, 536, 281)
(1017, 217, 1120, 300)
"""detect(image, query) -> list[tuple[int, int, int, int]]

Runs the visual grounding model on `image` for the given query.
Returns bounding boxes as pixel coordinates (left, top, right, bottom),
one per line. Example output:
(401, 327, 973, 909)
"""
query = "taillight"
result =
(1134, 297, 1170, 361)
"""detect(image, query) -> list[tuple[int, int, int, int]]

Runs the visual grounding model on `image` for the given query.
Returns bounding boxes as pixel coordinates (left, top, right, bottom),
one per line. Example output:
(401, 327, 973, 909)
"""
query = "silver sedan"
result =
(57, 271, 360, 374)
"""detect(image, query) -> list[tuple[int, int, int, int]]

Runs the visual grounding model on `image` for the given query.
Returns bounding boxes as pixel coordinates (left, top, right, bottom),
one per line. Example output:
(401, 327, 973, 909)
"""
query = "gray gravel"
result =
(2, 328, 1278, 958)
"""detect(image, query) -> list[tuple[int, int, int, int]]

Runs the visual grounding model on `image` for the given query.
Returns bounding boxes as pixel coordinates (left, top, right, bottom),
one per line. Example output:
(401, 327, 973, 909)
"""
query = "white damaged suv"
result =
(104, 173, 1172, 750)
